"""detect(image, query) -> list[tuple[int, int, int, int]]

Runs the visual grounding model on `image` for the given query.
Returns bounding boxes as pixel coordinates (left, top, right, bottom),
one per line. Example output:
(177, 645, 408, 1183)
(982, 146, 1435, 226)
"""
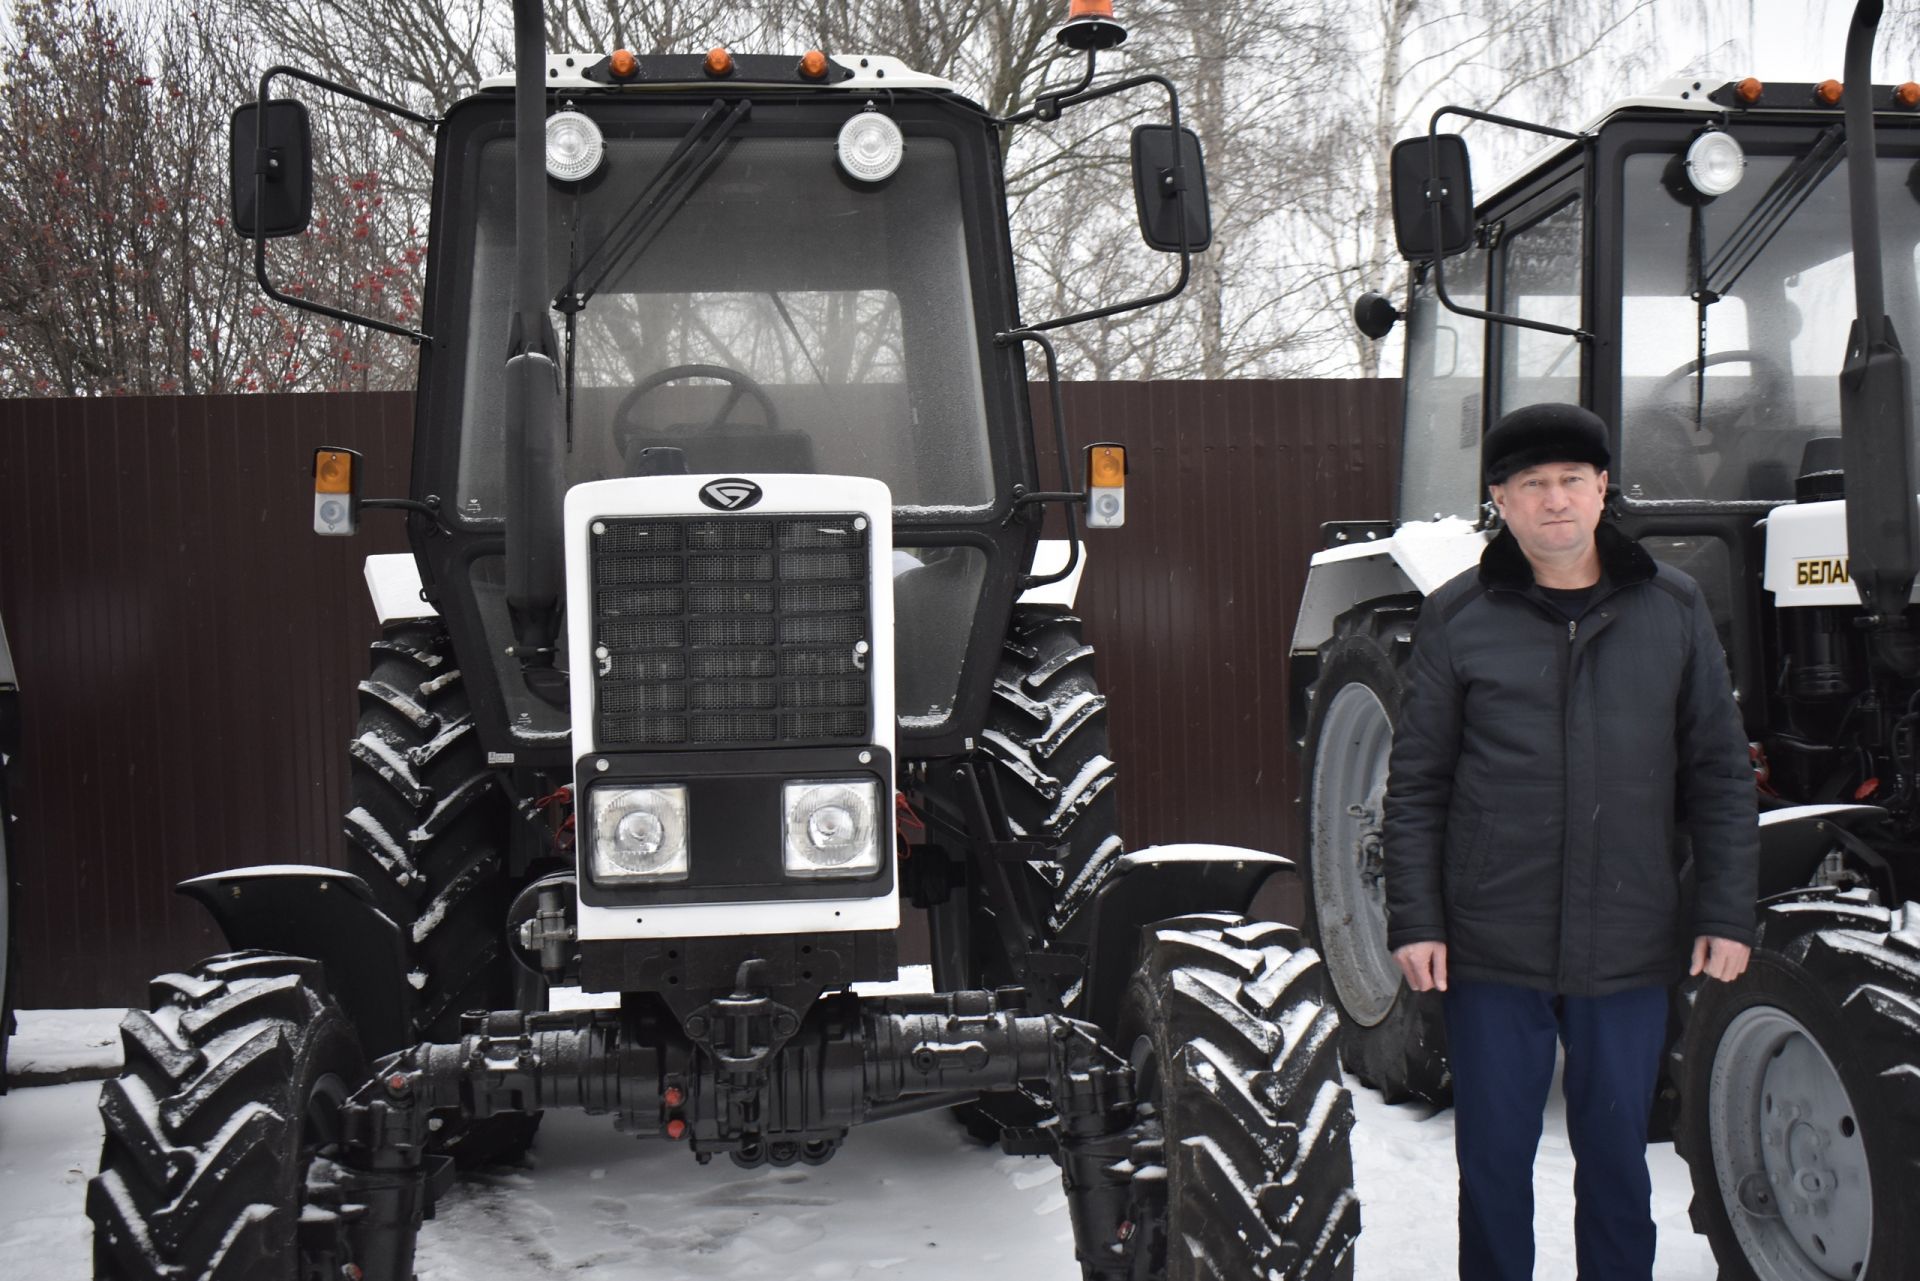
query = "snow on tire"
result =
(1299, 602, 1451, 1106)
(1119, 914, 1360, 1281)
(86, 951, 371, 1281)
(1676, 888, 1920, 1281)
(344, 623, 538, 1166)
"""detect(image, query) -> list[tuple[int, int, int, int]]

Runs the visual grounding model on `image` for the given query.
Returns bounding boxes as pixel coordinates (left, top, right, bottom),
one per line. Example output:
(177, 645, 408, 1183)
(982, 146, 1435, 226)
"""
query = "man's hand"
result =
(1690, 935, 1752, 983)
(1393, 941, 1449, 992)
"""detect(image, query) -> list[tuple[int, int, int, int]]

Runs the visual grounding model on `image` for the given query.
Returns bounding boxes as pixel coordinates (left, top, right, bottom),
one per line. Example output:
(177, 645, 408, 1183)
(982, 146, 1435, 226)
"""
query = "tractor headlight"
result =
(546, 110, 605, 182)
(782, 780, 881, 878)
(836, 111, 903, 184)
(588, 785, 690, 882)
(1684, 130, 1744, 197)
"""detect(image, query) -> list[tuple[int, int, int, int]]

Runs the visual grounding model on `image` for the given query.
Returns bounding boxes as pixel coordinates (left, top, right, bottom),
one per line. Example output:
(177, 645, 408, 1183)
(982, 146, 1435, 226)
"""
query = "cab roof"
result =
(478, 51, 958, 95)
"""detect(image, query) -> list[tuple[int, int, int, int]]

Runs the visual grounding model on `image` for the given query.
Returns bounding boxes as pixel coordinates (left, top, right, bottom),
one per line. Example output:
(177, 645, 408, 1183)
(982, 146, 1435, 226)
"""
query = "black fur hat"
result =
(1484, 403, 1611, 484)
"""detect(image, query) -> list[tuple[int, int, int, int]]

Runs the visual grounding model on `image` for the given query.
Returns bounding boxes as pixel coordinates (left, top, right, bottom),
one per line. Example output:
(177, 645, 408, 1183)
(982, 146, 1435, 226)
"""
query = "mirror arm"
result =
(1000, 49, 1099, 126)
(1424, 107, 1591, 343)
(251, 66, 438, 347)
(1009, 72, 1196, 333)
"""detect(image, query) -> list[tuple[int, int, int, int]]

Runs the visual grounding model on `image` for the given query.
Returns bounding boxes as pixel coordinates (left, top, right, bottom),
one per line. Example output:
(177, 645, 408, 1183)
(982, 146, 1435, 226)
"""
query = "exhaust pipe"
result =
(1838, 0, 1917, 628)
(504, 0, 565, 685)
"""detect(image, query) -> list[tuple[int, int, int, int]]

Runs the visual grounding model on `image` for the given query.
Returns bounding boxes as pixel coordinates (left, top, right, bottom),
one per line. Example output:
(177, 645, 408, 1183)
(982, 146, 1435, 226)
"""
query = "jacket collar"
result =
(1478, 520, 1656, 593)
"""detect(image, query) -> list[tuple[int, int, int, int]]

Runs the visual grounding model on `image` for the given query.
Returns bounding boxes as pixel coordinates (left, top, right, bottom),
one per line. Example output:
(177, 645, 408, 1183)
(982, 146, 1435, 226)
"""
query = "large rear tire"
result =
(1676, 889, 1920, 1281)
(1118, 914, 1360, 1280)
(86, 952, 378, 1280)
(957, 606, 1123, 1145)
(981, 606, 1123, 936)
(1299, 602, 1451, 1105)
(344, 621, 537, 1164)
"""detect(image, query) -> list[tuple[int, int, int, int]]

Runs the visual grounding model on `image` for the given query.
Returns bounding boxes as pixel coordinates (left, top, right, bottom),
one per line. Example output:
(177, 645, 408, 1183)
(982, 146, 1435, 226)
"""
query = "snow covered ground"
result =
(1, 1004, 1719, 1279)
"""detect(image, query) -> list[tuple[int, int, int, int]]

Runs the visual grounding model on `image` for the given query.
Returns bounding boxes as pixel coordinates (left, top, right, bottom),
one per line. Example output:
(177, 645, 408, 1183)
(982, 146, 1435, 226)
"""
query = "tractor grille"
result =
(591, 515, 872, 749)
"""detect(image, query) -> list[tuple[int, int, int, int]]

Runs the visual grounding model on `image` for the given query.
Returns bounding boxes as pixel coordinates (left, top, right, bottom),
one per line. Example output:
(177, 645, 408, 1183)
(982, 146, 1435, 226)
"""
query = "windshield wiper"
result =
(554, 98, 752, 313)
(1696, 125, 1846, 303)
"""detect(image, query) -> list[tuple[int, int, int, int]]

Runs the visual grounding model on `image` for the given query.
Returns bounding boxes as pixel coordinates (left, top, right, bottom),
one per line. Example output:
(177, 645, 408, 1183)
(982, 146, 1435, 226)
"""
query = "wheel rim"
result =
(1709, 1005, 1872, 1281)
(1309, 682, 1399, 1026)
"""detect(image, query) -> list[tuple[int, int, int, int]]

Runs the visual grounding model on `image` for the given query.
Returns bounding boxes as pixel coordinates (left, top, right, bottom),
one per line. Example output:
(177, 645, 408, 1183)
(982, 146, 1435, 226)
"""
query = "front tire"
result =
(1299, 602, 1451, 1105)
(1118, 914, 1360, 1280)
(1677, 890, 1920, 1281)
(86, 952, 374, 1280)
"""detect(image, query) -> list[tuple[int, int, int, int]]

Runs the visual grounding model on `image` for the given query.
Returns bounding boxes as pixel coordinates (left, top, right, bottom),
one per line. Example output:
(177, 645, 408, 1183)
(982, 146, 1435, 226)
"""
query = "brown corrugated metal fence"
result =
(0, 381, 1398, 1007)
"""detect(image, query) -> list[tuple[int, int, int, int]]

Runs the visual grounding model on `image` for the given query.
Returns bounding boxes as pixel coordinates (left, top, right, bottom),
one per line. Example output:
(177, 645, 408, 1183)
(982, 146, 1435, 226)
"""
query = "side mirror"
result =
(1353, 292, 1402, 340)
(229, 99, 314, 239)
(1389, 133, 1474, 261)
(1131, 125, 1212, 253)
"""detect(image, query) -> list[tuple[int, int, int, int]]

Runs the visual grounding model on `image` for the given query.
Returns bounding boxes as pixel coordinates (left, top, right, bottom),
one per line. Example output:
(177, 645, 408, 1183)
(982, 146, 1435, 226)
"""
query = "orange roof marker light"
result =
(1734, 76, 1764, 105)
(1815, 78, 1844, 106)
(1058, 0, 1126, 51)
(1896, 81, 1920, 109)
(799, 49, 830, 80)
(705, 46, 734, 77)
(608, 48, 638, 79)
(313, 446, 360, 536)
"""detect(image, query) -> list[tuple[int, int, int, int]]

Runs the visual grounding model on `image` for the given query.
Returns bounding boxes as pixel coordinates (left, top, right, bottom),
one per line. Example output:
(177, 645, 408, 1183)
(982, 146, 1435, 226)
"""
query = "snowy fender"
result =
(87, 952, 371, 1281)
(343, 622, 537, 1164)
(1119, 914, 1360, 1281)
(1676, 889, 1920, 1281)
(1298, 600, 1451, 1105)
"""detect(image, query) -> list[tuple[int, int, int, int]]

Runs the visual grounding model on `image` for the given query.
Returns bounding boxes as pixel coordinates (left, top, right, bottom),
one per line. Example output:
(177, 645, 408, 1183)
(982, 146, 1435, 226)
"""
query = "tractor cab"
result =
(428, 58, 1032, 757)
(1340, 76, 1920, 719)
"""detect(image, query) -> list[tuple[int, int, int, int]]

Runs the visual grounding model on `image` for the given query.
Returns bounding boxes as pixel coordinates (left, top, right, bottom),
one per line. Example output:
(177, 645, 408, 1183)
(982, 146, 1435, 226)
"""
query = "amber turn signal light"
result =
(1069, 0, 1114, 17)
(315, 448, 353, 494)
(1815, 79, 1844, 106)
(1087, 444, 1126, 488)
(1085, 442, 1126, 530)
(1897, 82, 1920, 109)
(313, 446, 360, 536)
(608, 48, 638, 79)
(799, 49, 829, 80)
(705, 46, 734, 76)
(1734, 76, 1764, 105)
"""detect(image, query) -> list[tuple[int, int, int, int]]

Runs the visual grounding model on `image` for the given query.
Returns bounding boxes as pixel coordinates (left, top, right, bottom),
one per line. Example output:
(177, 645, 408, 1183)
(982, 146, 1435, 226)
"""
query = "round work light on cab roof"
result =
(837, 110, 904, 183)
(545, 110, 603, 182)
(1684, 129, 1745, 197)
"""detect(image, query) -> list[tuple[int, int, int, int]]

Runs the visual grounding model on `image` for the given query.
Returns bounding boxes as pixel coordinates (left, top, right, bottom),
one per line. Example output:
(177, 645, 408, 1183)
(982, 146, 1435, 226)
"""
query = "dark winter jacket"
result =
(1382, 521, 1758, 996)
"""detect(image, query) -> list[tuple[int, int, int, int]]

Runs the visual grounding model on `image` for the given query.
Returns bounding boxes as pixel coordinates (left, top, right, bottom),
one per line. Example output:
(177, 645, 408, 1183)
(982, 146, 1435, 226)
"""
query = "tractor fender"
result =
(1754, 803, 1890, 898)
(178, 865, 415, 1055)
(1290, 517, 1487, 655)
(364, 553, 437, 625)
(1077, 843, 1295, 1037)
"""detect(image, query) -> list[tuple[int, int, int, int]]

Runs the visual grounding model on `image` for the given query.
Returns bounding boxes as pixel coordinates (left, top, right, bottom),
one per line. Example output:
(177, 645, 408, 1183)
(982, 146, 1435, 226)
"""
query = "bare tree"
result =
(1281, 0, 1685, 379)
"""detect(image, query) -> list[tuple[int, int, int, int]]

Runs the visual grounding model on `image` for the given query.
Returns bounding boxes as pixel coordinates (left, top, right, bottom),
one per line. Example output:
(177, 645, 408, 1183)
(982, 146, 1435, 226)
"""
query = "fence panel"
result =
(0, 381, 1397, 1006)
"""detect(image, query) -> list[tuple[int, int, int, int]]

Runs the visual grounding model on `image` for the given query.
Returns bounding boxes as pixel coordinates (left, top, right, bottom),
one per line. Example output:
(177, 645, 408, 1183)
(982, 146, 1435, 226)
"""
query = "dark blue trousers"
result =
(1443, 979, 1668, 1281)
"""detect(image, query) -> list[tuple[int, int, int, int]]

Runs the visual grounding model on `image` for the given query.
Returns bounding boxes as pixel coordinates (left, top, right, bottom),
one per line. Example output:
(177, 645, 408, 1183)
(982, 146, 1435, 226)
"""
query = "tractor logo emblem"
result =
(699, 478, 763, 511)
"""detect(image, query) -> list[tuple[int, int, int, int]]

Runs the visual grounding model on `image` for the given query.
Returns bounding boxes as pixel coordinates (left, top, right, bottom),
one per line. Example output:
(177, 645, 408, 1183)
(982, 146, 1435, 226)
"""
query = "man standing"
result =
(1383, 402, 1758, 1281)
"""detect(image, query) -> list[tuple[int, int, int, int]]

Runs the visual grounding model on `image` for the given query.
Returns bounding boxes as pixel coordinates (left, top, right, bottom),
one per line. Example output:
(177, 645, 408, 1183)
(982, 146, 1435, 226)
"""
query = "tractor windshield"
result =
(1617, 141, 1920, 503)
(454, 120, 995, 519)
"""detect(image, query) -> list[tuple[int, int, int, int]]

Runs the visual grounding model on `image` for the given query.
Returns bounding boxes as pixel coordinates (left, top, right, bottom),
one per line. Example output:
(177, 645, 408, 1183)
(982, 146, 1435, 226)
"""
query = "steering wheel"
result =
(613, 363, 780, 438)
(1646, 349, 1791, 451)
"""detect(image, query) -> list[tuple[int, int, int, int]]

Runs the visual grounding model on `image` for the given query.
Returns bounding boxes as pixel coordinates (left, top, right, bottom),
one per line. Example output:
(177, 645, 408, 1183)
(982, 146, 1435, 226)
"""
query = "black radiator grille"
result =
(592, 515, 872, 749)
